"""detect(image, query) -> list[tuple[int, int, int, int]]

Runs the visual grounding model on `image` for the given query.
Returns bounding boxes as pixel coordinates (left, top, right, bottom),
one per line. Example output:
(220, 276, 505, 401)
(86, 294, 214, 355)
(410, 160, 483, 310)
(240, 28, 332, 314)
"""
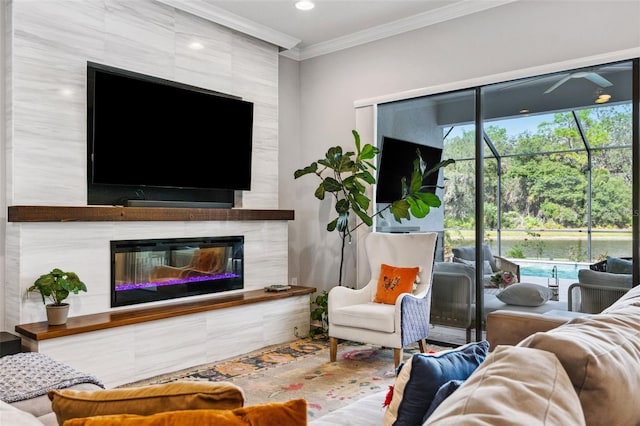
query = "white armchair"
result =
(328, 232, 438, 368)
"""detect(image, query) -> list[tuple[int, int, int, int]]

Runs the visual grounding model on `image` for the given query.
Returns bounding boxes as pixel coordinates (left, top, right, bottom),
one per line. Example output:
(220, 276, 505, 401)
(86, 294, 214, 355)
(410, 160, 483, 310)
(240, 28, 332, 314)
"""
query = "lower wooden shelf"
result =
(15, 286, 316, 341)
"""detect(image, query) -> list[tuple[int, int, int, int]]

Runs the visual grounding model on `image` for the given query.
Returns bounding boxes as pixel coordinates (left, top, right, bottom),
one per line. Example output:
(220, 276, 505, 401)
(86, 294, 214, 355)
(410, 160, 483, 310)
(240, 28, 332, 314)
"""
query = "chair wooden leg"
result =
(418, 339, 427, 353)
(329, 337, 338, 362)
(394, 348, 402, 368)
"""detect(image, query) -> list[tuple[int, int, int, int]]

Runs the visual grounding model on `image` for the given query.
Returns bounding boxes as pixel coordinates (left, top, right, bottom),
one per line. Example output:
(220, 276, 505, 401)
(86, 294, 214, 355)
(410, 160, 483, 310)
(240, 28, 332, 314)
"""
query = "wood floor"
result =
(427, 324, 486, 347)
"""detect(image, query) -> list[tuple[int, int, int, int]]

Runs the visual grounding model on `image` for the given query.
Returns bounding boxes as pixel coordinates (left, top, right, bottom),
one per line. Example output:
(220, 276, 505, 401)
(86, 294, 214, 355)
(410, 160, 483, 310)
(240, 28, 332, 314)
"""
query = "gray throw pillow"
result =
(451, 245, 497, 272)
(607, 256, 632, 274)
(496, 283, 550, 307)
(454, 258, 493, 276)
(578, 269, 632, 288)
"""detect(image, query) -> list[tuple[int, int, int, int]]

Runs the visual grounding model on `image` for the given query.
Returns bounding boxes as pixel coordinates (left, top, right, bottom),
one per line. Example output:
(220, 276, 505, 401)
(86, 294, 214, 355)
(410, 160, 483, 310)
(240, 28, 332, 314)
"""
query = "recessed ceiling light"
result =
(519, 109, 530, 114)
(189, 41, 204, 50)
(295, 0, 314, 11)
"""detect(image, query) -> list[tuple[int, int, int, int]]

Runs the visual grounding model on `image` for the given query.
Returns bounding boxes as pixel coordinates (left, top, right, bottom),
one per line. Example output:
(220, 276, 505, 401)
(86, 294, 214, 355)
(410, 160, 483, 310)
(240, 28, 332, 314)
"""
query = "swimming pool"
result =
(518, 261, 584, 281)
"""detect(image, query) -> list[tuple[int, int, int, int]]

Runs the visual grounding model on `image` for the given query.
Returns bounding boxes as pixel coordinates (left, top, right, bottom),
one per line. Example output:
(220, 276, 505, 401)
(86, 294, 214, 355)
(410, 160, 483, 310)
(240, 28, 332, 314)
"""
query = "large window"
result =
(376, 58, 638, 342)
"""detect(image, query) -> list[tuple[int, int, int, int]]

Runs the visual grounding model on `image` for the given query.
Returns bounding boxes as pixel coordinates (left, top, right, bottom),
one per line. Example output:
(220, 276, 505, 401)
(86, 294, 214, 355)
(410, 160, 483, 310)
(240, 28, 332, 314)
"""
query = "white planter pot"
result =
(46, 303, 69, 325)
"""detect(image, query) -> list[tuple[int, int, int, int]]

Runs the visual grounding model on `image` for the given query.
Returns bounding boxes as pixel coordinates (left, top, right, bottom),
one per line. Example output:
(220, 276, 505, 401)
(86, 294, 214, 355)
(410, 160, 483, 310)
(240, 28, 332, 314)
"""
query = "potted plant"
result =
(294, 130, 454, 286)
(309, 290, 328, 338)
(27, 268, 87, 325)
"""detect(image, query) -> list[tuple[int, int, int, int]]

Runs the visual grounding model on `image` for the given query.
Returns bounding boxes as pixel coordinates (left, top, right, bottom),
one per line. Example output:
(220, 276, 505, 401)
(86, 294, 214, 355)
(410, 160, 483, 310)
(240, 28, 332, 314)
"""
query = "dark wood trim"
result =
(8, 206, 294, 222)
(15, 286, 316, 341)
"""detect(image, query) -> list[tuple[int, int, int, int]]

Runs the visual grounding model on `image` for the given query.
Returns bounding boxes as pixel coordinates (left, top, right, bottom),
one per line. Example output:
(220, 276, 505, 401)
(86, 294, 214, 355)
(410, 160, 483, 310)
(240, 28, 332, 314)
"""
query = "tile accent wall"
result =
(3, 0, 299, 380)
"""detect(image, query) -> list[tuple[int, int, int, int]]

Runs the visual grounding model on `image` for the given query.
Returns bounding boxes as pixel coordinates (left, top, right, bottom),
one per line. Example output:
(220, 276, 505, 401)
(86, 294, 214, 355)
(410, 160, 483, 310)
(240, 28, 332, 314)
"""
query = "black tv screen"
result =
(87, 62, 253, 207)
(376, 136, 443, 203)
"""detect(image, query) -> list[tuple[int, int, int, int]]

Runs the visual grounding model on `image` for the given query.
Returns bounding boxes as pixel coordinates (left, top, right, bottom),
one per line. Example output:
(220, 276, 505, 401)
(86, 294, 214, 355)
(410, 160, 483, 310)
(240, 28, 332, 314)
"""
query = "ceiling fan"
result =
(544, 71, 613, 94)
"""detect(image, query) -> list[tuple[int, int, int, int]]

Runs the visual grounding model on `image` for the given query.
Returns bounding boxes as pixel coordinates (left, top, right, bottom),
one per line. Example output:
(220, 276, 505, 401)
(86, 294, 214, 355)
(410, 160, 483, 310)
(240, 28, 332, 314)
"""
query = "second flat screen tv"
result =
(375, 136, 443, 204)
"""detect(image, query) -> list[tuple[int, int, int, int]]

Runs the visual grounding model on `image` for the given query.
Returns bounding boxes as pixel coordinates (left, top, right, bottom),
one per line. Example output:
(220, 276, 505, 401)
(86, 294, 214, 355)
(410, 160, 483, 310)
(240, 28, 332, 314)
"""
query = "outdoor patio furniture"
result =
(451, 244, 521, 285)
(568, 259, 632, 313)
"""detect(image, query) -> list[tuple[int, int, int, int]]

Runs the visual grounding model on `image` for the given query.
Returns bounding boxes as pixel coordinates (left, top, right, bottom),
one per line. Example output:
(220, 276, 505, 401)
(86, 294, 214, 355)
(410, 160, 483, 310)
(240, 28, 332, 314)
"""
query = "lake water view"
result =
(454, 238, 631, 262)
(452, 237, 632, 281)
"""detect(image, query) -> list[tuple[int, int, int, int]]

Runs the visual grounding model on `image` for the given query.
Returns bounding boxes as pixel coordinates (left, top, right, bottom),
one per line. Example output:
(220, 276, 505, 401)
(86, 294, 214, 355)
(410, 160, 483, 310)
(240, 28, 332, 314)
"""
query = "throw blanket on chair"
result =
(0, 352, 104, 403)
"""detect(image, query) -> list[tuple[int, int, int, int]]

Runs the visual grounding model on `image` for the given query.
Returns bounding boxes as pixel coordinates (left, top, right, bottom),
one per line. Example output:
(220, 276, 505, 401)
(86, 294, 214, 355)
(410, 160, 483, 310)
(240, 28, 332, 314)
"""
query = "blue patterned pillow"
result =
(383, 341, 489, 426)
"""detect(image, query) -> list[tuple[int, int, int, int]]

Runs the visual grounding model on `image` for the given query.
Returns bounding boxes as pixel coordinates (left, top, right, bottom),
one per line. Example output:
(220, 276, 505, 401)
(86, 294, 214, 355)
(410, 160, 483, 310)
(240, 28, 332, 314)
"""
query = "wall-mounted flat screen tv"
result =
(87, 62, 254, 207)
(376, 136, 443, 204)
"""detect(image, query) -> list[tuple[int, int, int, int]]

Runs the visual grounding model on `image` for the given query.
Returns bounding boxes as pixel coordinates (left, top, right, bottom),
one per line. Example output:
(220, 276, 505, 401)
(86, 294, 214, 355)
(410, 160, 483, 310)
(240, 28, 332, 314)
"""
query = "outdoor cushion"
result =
(607, 256, 632, 274)
(496, 283, 550, 307)
(452, 245, 497, 272)
(578, 269, 632, 288)
(453, 258, 493, 276)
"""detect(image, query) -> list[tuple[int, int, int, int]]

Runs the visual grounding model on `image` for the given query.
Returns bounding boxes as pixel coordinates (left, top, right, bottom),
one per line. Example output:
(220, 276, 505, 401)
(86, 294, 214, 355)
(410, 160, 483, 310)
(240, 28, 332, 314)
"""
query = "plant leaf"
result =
(314, 183, 326, 200)
(415, 191, 442, 207)
(323, 177, 342, 193)
(293, 162, 318, 179)
(390, 199, 411, 222)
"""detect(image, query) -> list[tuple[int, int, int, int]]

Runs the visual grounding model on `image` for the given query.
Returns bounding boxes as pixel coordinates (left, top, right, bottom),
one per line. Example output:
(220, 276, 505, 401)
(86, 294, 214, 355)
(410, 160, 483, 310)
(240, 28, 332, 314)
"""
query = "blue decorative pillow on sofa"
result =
(422, 379, 464, 421)
(383, 340, 489, 426)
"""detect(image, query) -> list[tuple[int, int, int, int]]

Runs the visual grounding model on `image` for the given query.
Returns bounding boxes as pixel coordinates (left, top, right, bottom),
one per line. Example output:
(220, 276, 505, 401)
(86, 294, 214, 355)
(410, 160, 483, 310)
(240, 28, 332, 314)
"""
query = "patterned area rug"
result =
(120, 338, 451, 421)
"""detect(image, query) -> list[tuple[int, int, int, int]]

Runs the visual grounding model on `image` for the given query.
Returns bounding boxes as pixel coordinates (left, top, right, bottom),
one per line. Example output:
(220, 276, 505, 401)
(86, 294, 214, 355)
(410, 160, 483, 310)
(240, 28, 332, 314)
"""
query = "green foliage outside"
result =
(443, 106, 632, 261)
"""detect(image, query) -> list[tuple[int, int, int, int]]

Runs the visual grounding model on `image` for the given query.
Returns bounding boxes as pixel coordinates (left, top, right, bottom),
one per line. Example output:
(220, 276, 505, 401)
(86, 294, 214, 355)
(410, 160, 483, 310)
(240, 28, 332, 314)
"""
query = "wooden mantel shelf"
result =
(15, 286, 316, 341)
(8, 205, 294, 222)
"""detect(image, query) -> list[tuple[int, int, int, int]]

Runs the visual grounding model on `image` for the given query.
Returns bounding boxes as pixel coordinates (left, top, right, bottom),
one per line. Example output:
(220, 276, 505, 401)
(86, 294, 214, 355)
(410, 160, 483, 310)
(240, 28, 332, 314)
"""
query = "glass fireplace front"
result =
(111, 236, 243, 307)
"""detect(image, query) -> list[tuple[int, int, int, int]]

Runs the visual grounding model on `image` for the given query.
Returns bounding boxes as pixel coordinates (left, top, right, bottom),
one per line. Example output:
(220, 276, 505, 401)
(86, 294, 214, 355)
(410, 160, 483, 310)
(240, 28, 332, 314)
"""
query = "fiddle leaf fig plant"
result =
(294, 130, 454, 286)
(27, 268, 87, 306)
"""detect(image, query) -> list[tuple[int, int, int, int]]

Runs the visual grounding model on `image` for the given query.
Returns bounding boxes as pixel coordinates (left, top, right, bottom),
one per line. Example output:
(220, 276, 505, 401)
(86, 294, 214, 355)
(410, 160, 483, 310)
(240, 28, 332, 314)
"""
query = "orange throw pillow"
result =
(61, 399, 308, 426)
(49, 381, 244, 425)
(373, 263, 419, 304)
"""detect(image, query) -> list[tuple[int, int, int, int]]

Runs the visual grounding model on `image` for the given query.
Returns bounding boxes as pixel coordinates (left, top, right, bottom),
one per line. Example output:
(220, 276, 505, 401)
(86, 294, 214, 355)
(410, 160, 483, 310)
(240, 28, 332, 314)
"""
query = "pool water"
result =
(518, 262, 581, 281)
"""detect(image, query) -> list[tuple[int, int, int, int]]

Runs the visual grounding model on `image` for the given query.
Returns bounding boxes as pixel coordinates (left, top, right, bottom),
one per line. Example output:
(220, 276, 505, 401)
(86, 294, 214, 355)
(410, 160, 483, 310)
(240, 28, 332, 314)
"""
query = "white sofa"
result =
(311, 283, 640, 425)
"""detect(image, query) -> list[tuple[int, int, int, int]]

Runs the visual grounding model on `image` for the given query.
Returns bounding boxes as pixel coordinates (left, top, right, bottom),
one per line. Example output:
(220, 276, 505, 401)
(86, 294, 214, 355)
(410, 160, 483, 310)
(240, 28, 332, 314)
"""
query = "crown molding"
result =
(155, 0, 301, 50)
(155, 0, 517, 60)
(292, 0, 519, 61)
(280, 47, 302, 61)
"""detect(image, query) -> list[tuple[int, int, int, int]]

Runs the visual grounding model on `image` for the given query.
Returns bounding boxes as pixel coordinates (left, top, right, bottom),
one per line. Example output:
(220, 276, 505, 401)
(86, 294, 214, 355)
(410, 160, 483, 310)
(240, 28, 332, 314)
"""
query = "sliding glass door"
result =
(375, 58, 638, 345)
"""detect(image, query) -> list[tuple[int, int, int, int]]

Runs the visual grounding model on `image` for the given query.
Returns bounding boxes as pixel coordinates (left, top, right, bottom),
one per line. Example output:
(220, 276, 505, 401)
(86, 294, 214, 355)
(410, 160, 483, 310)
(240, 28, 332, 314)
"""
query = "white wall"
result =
(278, 56, 301, 285)
(281, 0, 640, 293)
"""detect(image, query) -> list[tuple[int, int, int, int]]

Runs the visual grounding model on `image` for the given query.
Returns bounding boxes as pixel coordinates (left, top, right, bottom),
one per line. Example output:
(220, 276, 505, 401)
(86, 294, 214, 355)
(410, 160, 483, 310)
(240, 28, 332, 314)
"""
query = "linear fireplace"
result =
(111, 236, 244, 307)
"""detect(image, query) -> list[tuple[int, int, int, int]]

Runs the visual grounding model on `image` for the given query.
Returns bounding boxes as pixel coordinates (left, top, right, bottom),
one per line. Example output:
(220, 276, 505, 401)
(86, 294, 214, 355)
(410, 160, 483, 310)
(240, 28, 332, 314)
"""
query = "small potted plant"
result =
(309, 291, 328, 339)
(27, 268, 87, 325)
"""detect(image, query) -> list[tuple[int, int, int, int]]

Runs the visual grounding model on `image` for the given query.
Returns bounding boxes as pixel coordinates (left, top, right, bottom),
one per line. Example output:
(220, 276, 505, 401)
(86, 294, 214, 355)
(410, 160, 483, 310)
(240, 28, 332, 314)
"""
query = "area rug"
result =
(120, 338, 452, 420)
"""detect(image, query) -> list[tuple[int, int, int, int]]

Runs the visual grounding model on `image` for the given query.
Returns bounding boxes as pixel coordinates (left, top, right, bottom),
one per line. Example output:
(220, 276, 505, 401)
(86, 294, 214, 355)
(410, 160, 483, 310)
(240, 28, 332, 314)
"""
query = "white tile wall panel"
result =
(6, 0, 289, 377)
(204, 304, 265, 361)
(24, 295, 310, 388)
(133, 316, 207, 383)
